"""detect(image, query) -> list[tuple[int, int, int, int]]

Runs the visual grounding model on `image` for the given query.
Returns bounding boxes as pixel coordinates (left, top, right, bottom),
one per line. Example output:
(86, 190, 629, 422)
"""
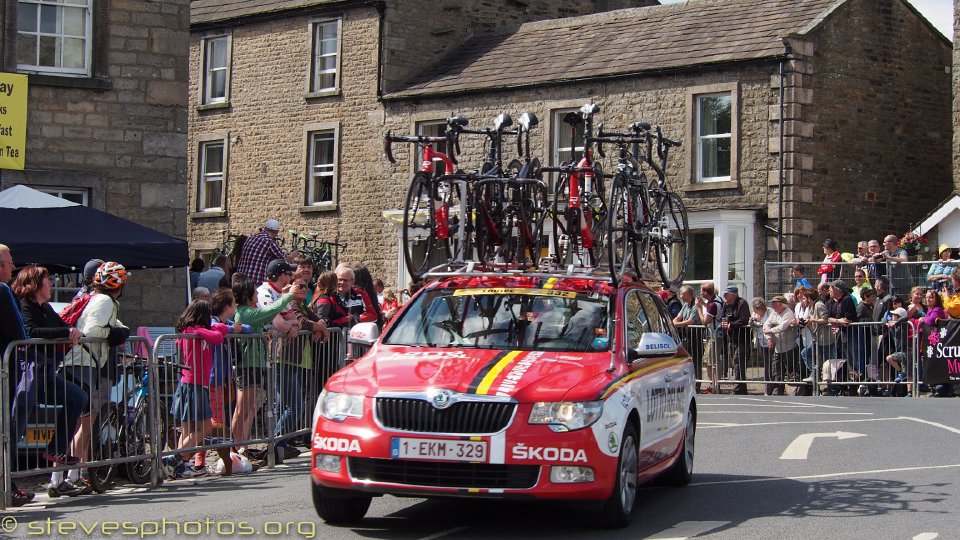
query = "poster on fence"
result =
(921, 321, 960, 384)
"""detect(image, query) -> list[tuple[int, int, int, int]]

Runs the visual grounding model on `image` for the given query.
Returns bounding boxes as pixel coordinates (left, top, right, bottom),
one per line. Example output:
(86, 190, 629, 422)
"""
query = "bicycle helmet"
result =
(94, 262, 128, 290)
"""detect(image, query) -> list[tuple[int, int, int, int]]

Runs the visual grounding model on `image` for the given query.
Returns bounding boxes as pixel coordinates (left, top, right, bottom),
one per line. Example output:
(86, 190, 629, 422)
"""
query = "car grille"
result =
(375, 398, 516, 434)
(349, 458, 539, 489)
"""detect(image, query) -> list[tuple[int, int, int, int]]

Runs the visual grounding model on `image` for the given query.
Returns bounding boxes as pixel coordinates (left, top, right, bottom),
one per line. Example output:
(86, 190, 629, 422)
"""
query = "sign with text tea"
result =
(0, 72, 27, 170)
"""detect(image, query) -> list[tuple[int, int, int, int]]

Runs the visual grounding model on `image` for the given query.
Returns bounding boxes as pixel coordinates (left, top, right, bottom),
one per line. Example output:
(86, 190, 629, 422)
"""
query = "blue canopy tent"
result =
(0, 185, 188, 269)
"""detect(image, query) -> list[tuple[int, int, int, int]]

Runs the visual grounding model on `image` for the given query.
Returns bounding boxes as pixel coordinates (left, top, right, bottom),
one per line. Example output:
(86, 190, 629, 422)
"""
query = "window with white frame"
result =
(37, 186, 88, 205)
(306, 129, 337, 206)
(310, 19, 340, 93)
(552, 109, 585, 166)
(17, 0, 93, 76)
(416, 120, 449, 174)
(201, 34, 230, 105)
(198, 141, 225, 211)
(695, 93, 732, 182)
(682, 211, 754, 300)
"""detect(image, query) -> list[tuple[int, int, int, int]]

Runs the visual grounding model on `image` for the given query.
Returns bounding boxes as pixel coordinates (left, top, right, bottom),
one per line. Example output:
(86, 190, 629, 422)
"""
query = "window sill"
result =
(300, 204, 338, 213)
(24, 73, 112, 91)
(684, 180, 739, 193)
(304, 89, 341, 100)
(190, 210, 227, 219)
(196, 102, 231, 112)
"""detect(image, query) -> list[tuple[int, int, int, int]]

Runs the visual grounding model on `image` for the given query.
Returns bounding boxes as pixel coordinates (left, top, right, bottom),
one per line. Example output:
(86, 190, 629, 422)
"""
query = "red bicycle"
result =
(542, 104, 607, 268)
(385, 117, 467, 279)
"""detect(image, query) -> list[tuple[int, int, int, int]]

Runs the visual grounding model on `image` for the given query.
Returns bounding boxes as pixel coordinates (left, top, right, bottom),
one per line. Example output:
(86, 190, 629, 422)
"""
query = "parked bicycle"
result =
(288, 229, 346, 271)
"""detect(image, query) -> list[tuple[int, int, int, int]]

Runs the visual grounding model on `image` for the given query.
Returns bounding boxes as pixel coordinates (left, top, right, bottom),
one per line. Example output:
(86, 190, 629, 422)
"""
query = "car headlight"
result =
(529, 401, 603, 432)
(317, 390, 364, 422)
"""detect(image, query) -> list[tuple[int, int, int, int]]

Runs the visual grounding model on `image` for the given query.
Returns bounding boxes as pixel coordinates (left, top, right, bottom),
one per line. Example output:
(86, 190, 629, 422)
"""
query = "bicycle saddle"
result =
(563, 111, 582, 127)
(517, 112, 539, 131)
(629, 121, 651, 133)
(580, 103, 599, 117)
(448, 116, 469, 128)
(493, 113, 513, 131)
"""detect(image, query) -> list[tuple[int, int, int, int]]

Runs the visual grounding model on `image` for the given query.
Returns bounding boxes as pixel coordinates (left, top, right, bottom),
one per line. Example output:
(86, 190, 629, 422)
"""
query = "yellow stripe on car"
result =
(475, 350, 524, 395)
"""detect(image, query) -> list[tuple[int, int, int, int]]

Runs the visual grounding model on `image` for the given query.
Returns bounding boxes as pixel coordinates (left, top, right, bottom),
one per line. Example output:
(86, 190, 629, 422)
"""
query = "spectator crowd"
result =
(0, 219, 419, 507)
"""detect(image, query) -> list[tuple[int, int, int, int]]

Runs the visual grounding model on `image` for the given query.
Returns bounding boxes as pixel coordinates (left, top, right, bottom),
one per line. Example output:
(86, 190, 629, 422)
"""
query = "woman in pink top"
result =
(161, 301, 229, 479)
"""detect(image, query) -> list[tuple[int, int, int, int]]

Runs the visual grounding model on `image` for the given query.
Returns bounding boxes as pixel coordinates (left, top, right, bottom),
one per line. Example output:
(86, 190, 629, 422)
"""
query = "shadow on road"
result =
(345, 474, 951, 539)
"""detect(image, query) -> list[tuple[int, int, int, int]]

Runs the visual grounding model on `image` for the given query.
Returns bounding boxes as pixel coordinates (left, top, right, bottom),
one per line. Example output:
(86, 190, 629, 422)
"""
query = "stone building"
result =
(1, 0, 190, 327)
(188, 0, 951, 299)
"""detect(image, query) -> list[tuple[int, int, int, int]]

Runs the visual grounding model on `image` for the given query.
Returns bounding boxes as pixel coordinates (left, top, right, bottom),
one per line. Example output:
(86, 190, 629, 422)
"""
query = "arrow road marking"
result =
(647, 521, 729, 539)
(780, 431, 866, 460)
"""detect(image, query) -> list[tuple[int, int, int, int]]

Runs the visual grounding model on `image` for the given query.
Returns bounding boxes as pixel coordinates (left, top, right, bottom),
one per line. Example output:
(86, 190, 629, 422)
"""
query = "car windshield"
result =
(384, 286, 610, 352)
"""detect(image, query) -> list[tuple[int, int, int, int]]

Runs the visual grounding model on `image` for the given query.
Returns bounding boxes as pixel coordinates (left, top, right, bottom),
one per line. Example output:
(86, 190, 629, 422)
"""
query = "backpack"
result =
(59, 293, 92, 326)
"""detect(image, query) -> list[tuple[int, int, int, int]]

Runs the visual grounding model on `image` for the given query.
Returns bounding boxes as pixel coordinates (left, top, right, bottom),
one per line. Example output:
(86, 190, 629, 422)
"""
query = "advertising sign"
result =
(0, 72, 28, 170)
(921, 321, 960, 384)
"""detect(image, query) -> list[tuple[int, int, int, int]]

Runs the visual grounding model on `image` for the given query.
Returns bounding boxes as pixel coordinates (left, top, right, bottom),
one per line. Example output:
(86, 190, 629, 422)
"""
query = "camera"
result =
(798, 318, 807, 325)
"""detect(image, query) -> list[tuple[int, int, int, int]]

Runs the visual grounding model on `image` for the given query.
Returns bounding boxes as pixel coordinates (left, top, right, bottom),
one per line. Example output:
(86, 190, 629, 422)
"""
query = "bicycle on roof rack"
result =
(386, 116, 468, 279)
(540, 103, 608, 269)
(594, 122, 688, 286)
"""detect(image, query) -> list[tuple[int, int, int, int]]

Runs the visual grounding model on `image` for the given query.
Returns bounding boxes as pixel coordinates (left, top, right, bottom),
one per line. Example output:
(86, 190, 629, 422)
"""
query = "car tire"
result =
(312, 482, 372, 524)
(660, 408, 695, 486)
(595, 424, 639, 529)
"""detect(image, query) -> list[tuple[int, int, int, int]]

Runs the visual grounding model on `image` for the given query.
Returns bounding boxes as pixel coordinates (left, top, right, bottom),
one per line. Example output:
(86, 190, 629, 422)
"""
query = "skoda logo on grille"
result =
(431, 389, 455, 409)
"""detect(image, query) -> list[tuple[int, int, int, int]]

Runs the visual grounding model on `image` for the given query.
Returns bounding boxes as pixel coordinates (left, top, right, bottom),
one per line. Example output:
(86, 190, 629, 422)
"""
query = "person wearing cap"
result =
(658, 288, 682, 318)
(719, 285, 750, 395)
(825, 279, 858, 394)
(851, 287, 878, 383)
(926, 243, 955, 292)
(883, 307, 912, 389)
(235, 219, 297, 285)
(817, 239, 843, 284)
(74, 258, 104, 300)
(762, 295, 798, 395)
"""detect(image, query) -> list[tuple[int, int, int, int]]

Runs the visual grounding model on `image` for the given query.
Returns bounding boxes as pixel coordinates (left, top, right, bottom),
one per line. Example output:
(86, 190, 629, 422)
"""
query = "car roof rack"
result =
(423, 259, 616, 283)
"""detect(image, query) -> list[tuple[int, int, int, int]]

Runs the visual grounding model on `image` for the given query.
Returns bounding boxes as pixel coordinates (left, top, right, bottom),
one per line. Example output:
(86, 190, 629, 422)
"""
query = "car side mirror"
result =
(629, 332, 678, 362)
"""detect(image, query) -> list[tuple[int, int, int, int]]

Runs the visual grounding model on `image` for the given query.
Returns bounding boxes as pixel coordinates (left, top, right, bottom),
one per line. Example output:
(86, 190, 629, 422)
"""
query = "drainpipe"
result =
(777, 57, 785, 263)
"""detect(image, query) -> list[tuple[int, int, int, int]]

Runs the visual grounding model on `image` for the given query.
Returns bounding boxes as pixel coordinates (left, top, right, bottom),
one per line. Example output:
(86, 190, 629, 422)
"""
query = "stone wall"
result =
(797, 0, 952, 259)
(381, 0, 658, 93)
(1, 0, 190, 328)
(188, 6, 397, 279)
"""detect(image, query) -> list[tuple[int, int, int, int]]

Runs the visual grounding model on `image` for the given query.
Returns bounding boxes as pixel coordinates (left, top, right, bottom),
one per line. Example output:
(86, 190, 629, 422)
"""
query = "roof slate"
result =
(387, 0, 844, 98)
(191, 0, 345, 26)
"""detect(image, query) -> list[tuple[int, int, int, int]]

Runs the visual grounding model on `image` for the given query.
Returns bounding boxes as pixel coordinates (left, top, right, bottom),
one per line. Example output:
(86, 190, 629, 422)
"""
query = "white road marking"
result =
(646, 521, 729, 539)
(780, 431, 866, 460)
(899, 417, 960, 435)
(913, 533, 939, 540)
(731, 398, 850, 409)
(419, 526, 468, 540)
(691, 463, 960, 487)
(700, 417, 895, 429)
(700, 411, 872, 415)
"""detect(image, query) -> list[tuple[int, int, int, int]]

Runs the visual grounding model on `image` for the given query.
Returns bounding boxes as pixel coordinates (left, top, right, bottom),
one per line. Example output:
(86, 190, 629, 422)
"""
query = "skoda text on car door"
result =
(310, 270, 696, 528)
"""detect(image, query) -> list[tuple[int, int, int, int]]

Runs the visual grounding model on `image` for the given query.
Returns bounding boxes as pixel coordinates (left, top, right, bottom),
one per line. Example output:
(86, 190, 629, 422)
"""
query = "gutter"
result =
(190, 0, 383, 32)
(382, 55, 788, 102)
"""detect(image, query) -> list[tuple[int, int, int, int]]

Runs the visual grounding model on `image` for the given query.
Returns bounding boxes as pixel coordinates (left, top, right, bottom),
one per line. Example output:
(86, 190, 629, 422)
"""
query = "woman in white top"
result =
(763, 295, 798, 395)
(749, 297, 773, 394)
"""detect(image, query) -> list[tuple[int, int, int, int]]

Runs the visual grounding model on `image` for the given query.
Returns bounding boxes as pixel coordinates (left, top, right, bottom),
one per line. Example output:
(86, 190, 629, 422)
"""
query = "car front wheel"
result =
(595, 425, 639, 528)
(311, 482, 372, 524)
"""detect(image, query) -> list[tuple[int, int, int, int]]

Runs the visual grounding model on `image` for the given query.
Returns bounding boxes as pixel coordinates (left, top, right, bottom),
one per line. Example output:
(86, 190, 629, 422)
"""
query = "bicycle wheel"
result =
(584, 163, 608, 267)
(474, 181, 505, 264)
(652, 191, 690, 286)
(552, 173, 574, 265)
(509, 179, 547, 266)
(633, 177, 657, 280)
(606, 173, 633, 280)
(88, 402, 121, 493)
(402, 172, 451, 279)
(125, 403, 163, 484)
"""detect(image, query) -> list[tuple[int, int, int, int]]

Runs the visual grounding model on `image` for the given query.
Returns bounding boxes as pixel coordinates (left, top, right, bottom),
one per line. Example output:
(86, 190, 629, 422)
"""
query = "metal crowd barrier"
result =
(682, 320, 922, 397)
(2, 328, 349, 509)
(765, 260, 938, 298)
(2, 336, 155, 509)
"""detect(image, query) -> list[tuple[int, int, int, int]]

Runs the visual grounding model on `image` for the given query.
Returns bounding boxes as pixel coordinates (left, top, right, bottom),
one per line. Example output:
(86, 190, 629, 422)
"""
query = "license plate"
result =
(391, 437, 487, 462)
(27, 427, 55, 444)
